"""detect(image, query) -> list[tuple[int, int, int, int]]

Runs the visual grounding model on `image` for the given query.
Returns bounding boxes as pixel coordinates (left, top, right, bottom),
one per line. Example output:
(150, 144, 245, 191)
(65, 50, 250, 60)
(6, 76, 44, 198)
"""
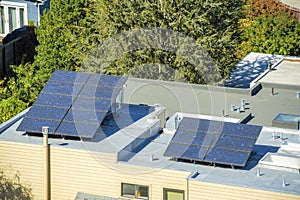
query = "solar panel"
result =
(204, 148, 250, 167)
(172, 130, 215, 147)
(72, 98, 112, 112)
(212, 135, 256, 152)
(86, 74, 128, 87)
(41, 81, 83, 96)
(79, 85, 119, 100)
(49, 70, 90, 84)
(34, 93, 74, 108)
(17, 70, 128, 138)
(164, 117, 262, 167)
(164, 142, 208, 161)
(25, 106, 68, 121)
(63, 109, 107, 124)
(179, 118, 223, 133)
(17, 118, 60, 134)
(55, 121, 99, 137)
(221, 122, 262, 139)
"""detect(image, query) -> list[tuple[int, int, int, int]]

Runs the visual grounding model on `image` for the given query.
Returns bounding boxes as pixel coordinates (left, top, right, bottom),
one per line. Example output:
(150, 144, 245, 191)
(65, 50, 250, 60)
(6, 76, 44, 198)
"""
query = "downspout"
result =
(186, 178, 189, 200)
(43, 126, 50, 200)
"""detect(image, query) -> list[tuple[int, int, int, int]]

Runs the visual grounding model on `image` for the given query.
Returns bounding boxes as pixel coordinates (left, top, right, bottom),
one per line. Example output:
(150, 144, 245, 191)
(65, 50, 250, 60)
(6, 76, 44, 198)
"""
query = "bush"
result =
(0, 169, 33, 200)
(0, 97, 28, 124)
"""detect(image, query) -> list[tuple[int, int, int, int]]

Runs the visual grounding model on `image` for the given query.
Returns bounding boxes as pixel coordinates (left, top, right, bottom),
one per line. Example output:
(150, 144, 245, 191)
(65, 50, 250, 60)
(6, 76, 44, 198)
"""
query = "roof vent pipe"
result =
(256, 168, 260, 177)
(150, 154, 154, 161)
(282, 178, 286, 187)
(42, 126, 50, 200)
(268, 62, 272, 71)
(230, 104, 235, 111)
(174, 115, 180, 129)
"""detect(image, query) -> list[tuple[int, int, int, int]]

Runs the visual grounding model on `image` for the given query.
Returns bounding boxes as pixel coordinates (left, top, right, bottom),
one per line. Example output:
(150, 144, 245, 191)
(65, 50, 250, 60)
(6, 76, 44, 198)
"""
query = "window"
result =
(0, 6, 5, 34)
(121, 183, 149, 199)
(163, 188, 184, 200)
(19, 8, 25, 27)
(8, 7, 16, 32)
(0, 1, 27, 36)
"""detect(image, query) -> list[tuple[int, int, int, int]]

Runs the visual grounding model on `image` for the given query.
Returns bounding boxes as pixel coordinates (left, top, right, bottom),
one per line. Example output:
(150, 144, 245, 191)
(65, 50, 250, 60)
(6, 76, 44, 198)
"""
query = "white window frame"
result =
(121, 183, 149, 199)
(0, 1, 28, 37)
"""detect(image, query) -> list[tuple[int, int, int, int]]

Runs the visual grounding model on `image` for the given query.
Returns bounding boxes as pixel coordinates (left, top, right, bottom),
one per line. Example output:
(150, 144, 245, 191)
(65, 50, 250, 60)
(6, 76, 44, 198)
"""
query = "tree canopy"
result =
(1, 0, 299, 123)
(239, 0, 300, 56)
(90, 0, 244, 83)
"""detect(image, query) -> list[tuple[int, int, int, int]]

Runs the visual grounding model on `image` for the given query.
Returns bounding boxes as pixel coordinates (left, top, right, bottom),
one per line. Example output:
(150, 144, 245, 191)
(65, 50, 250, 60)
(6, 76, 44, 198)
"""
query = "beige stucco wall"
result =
(1, 140, 300, 200)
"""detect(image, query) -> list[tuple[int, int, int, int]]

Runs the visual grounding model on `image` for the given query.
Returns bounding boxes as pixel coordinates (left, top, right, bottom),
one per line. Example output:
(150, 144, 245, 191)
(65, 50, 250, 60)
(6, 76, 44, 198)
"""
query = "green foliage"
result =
(28, 20, 35, 26)
(90, 0, 245, 84)
(0, 97, 28, 123)
(34, 0, 96, 74)
(240, 12, 300, 56)
(0, 0, 97, 124)
(239, 0, 300, 57)
(0, 63, 41, 104)
(0, 169, 33, 200)
(0, 63, 41, 123)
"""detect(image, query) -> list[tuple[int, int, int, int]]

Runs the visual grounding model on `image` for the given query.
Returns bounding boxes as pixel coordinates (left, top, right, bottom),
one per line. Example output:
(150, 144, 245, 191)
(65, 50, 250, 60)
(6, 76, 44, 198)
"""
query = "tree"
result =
(0, 0, 246, 123)
(33, 0, 97, 83)
(246, 0, 294, 18)
(240, 12, 300, 55)
(88, 0, 245, 84)
(0, 0, 97, 123)
(238, 0, 300, 57)
(0, 169, 33, 200)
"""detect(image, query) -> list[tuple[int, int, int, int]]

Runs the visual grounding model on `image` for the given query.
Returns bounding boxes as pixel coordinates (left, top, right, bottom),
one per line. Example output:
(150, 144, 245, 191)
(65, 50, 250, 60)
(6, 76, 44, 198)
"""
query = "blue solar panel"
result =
(164, 117, 262, 167)
(164, 142, 208, 160)
(64, 109, 106, 124)
(79, 85, 119, 100)
(178, 117, 206, 131)
(86, 74, 128, 87)
(204, 148, 250, 167)
(49, 70, 90, 84)
(221, 122, 262, 139)
(179, 118, 222, 133)
(172, 130, 215, 147)
(55, 121, 99, 138)
(41, 81, 83, 96)
(25, 106, 68, 121)
(72, 97, 112, 111)
(18, 70, 128, 138)
(17, 118, 60, 134)
(34, 93, 74, 108)
(212, 135, 256, 152)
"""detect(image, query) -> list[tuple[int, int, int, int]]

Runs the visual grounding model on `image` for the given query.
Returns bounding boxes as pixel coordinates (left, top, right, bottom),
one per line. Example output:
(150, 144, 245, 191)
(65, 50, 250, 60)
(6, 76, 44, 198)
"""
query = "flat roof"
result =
(259, 59, 300, 87)
(224, 52, 283, 88)
(123, 77, 299, 127)
(125, 113, 300, 195)
(1, 75, 300, 196)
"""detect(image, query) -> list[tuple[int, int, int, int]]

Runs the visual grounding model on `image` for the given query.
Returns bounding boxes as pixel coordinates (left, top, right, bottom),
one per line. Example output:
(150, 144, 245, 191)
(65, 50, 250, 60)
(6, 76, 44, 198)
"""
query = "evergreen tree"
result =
(34, 0, 96, 82)
(88, 0, 245, 84)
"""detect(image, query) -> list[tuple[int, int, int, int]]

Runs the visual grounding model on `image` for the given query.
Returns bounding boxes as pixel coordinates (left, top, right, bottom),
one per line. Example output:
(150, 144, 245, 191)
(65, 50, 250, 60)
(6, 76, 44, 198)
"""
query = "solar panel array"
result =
(17, 70, 128, 138)
(164, 117, 262, 167)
